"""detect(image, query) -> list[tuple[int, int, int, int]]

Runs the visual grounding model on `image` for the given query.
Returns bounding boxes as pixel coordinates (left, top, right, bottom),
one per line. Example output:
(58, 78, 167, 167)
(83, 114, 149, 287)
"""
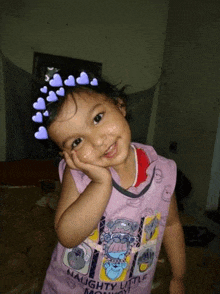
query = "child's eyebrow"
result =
(87, 103, 103, 115)
(62, 103, 103, 148)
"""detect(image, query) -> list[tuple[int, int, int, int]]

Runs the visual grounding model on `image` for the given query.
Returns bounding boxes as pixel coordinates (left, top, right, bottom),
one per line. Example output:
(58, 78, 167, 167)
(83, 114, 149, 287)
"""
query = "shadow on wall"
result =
(127, 86, 156, 144)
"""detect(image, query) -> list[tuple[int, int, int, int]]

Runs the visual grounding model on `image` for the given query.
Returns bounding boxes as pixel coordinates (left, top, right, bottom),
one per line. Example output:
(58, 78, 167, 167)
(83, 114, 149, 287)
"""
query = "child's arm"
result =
(54, 151, 112, 248)
(163, 192, 186, 294)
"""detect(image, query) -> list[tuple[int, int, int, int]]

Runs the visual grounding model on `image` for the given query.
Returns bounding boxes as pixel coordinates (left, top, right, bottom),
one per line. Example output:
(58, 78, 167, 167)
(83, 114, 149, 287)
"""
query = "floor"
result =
(1, 185, 220, 294)
(152, 213, 220, 294)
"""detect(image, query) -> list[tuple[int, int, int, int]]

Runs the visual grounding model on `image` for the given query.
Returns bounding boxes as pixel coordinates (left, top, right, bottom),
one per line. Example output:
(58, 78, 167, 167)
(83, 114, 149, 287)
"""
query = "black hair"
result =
(33, 70, 130, 155)
(42, 70, 129, 128)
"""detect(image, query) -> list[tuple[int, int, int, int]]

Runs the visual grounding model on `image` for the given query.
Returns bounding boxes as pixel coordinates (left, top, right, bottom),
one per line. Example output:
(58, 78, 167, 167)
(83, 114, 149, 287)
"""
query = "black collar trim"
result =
(112, 166, 156, 198)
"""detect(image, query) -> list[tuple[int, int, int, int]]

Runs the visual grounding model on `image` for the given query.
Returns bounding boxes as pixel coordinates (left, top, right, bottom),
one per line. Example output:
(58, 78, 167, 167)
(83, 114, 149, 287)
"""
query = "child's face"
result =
(48, 91, 132, 169)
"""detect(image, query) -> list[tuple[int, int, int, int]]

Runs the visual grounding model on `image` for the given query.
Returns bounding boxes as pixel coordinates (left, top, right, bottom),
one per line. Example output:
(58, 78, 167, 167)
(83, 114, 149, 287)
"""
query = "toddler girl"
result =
(32, 71, 185, 293)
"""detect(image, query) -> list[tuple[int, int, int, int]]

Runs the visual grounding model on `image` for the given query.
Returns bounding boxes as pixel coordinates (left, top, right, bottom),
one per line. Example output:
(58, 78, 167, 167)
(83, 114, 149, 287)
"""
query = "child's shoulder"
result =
(58, 159, 91, 193)
(132, 142, 158, 162)
(132, 142, 177, 168)
(58, 159, 89, 182)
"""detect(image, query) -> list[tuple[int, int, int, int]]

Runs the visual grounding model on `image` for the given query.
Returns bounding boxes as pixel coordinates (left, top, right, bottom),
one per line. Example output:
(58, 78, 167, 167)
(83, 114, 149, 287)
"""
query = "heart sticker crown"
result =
(32, 72, 98, 140)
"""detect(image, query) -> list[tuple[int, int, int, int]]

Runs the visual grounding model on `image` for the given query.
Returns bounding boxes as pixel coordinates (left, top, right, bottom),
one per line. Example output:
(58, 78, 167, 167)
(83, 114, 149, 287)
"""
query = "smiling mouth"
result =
(104, 142, 117, 158)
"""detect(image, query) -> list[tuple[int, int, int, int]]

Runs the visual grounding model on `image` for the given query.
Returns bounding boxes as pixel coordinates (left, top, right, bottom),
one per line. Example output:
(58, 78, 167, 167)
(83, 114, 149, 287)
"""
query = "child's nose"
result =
(90, 132, 107, 147)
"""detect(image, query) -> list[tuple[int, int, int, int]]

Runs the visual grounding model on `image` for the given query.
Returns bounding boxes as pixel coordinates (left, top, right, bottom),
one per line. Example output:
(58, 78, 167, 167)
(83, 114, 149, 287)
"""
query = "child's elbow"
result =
(55, 223, 81, 248)
(58, 238, 77, 249)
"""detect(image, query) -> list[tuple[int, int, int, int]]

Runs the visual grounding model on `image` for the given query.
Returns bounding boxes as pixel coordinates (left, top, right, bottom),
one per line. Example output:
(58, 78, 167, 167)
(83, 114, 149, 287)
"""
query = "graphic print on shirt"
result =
(162, 184, 173, 202)
(63, 242, 92, 275)
(154, 168, 163, 183)
(99, 219, 138, 281)
(132, 213, 160, 276)
(62, 215, 106, 277)
(63, 226, 102, 275)
(62, 213, 160, 282)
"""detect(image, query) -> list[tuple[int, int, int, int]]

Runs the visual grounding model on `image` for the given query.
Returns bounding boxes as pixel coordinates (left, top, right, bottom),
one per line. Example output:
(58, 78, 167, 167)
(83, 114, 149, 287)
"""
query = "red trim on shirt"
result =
(134, 148, 150, 187)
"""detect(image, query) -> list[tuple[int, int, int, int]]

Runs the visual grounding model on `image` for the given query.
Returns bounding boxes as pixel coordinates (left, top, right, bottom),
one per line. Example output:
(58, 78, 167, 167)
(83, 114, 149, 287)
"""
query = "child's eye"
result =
(94, 113, 104, 125)
(72, 138, 82, 149)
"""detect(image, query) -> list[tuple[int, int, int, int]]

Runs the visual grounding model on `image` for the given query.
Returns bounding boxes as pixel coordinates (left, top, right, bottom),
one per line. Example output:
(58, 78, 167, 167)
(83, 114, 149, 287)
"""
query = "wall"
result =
(0, 0, 169, 92)
(153, 0, 220, 212)
(207, 114, 220, 211)
(0, 52, 6, 161)
(0, 0, 169, 161)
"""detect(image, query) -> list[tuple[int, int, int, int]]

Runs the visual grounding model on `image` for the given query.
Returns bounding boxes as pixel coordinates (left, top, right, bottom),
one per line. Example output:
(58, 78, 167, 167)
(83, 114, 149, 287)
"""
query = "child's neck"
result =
(113, 146, 136, 190)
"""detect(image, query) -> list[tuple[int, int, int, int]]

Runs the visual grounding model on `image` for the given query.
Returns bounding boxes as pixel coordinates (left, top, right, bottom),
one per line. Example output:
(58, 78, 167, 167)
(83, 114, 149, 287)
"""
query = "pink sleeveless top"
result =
(42, 143, 177, 294)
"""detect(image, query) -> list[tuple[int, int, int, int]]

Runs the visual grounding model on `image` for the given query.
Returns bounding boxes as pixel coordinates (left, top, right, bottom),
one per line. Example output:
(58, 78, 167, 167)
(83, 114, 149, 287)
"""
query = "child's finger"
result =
(71, 151, 97, 172)
(71, 150, 86, 169)
(63, 151, 77, 170)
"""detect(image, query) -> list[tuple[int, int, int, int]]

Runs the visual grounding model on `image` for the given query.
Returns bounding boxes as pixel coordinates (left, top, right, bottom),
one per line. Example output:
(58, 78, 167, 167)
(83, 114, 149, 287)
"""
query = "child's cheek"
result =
(78, 148, 93, 163)
(108, 125, 118, 133)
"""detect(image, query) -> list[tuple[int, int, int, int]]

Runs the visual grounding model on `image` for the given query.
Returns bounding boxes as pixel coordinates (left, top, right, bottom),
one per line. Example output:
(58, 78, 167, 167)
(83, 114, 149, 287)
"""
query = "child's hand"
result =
(62, 151, 111, 184)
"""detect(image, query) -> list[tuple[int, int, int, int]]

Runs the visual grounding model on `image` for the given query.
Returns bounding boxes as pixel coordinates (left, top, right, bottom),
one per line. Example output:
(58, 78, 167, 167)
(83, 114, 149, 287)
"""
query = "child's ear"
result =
(117, 98, 126, 117)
